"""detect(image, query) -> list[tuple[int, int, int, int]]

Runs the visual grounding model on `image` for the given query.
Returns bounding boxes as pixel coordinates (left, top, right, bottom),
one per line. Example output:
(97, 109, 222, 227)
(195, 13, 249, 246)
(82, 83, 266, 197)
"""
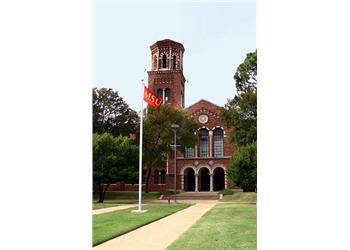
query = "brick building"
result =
(147, 39, 236, 192)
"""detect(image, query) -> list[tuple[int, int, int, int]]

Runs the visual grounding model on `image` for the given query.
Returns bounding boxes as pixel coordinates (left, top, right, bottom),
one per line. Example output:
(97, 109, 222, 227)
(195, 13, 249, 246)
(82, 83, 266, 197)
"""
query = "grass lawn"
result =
(221, 192, 257, 203)
(167, 203, 256, 250)
(93, 203, 190, 246)
(93, 203, 120, 210)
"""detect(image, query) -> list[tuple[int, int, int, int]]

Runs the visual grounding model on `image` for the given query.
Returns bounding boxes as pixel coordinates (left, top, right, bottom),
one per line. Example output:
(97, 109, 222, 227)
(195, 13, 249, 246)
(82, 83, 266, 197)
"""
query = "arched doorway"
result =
(184, 168, 195, 191)
(214, 167, 225, 191)
(199, 168, 210, 191)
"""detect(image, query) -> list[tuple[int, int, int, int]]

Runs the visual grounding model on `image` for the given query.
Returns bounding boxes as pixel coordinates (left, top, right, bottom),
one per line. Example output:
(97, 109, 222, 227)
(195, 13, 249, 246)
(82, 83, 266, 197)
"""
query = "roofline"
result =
(185, 99, 222, 110)
(150, 39, 185, 51)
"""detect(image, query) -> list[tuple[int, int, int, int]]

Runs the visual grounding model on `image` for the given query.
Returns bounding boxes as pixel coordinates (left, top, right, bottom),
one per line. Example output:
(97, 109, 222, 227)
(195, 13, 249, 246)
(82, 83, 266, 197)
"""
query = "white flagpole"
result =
(138, 80, 144, 211)
(133, 79, 147, 213)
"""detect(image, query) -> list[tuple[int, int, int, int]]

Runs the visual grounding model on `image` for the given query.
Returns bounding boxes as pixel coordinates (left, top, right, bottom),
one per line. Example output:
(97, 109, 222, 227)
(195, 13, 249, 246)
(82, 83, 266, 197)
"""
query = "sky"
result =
(93, 1, 256, 112)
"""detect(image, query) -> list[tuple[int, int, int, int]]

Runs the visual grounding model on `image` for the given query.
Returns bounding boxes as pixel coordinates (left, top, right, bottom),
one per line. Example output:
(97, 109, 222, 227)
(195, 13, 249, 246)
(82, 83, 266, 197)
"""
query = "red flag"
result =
(144, 86, 163, 109)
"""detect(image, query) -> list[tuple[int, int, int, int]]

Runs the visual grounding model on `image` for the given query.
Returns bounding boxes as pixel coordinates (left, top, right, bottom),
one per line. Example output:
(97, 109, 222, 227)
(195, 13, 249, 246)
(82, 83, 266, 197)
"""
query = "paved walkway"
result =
(93, 204, 137, 215)
(93, 201, 217, 250)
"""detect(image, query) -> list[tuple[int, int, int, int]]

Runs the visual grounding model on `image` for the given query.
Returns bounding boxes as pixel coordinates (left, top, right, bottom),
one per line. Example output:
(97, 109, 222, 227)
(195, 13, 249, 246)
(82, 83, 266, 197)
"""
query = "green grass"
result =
(218, 189, 234, 196)
(167, 203, 256, 250)
(93, 203, 120, 210)
(221, 192, 257, 203)
(93, 203, 190, 246)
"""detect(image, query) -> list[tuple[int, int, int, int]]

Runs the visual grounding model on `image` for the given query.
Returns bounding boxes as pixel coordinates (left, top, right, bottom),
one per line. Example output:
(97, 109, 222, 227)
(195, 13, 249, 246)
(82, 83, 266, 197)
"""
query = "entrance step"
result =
(162, 191, 219, 200)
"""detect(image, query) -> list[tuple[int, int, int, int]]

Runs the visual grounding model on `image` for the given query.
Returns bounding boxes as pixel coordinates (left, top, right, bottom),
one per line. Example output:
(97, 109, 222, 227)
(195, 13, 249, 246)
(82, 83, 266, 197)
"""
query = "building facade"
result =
(148, 39, 236, 192)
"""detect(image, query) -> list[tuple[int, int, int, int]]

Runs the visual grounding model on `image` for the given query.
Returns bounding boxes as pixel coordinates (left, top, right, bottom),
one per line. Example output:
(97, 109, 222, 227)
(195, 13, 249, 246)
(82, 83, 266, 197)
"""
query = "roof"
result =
(185, 99, 222, 110)
(150, 39, 185, 51)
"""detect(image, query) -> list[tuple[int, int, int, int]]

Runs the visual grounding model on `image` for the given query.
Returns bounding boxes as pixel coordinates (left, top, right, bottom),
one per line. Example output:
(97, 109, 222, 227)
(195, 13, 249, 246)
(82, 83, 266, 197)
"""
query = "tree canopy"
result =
(221, 50, 257, 146)
(93, 88, 139, 137)
(93, 133, 138, 202)
(141, 104, 199, 192)
(234, 50, 257, 93)
(221, 91, 257, 146)
(221, 50, 257, 192)
(227, 142, 257, 192)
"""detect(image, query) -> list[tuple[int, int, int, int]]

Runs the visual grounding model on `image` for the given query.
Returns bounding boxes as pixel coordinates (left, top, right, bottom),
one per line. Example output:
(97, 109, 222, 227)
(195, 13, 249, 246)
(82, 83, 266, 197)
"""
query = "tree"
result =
(141, 105, 198, 193)
(234, 50, 257, 93)
(221, 50, 257, 146)
(227, 142, 256, 192)
(221, 50, 257, 192)
(93, 88, 139, 137)
(221, 91, 257, 146)
(93, 133, 138, 203)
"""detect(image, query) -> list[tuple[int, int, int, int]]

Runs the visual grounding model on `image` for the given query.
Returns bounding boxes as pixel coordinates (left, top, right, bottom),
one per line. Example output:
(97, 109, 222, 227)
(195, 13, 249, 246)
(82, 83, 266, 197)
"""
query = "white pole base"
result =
(131, 209, 148, 213)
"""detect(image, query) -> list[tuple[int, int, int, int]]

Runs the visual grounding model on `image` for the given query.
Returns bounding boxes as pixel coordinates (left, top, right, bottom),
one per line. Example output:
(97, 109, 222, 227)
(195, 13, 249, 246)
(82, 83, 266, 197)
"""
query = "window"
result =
(173, 55, 176, 69)
(154, 170, 159, 184)
(213, 129, 224, 157)
(162, 54, 167, 68)
(199, 129, 209, 157)
(157, 89, 163, 98)
(160, 170, 166, 184)
(185, 147, 194, 158)
(165, 88, 171, 102)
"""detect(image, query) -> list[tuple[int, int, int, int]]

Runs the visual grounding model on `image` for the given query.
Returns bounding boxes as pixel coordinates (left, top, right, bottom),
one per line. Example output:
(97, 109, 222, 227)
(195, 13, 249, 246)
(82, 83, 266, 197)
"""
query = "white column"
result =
(194, 145, 198, 158)
(210, 174, 213, 192)
(181, 174, 184, 190)
(195, 174, 198, 192)
(209, 131, 213, 157)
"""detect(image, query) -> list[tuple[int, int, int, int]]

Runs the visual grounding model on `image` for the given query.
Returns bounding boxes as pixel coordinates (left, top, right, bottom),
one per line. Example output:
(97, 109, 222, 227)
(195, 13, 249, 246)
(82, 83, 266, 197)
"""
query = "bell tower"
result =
(147, 39, 186, 109)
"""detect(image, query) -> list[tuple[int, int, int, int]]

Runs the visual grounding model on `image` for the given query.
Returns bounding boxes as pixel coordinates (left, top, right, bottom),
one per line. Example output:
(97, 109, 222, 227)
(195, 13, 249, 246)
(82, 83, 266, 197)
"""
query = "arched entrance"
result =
(184, 168, 195, 191)
(214, 167, 225, 191)
(199, 168, 210, 191)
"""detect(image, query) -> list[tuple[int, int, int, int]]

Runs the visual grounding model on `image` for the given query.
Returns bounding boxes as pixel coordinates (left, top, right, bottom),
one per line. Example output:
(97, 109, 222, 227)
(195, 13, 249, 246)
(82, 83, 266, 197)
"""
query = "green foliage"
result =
(142, 104, 199, 170)
(234, 50, 257, 93)
(227, 143, 257, 192)
(140, 104, 198, 192)
(221, 50, 257, 146)
(221, 91, 257, 145)
(93, 133, 138, 184)
(93, 133, 139, 202)
(93, 87, 139, 137)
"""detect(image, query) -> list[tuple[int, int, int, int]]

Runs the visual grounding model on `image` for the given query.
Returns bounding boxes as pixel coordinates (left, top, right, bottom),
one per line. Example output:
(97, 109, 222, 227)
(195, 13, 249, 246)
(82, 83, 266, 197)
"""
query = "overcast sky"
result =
(93, 1, 256, 111)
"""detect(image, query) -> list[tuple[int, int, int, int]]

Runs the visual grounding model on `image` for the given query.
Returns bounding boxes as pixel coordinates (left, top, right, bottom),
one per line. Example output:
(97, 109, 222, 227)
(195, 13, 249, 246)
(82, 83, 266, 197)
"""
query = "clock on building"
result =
(198, 114, 208, 124)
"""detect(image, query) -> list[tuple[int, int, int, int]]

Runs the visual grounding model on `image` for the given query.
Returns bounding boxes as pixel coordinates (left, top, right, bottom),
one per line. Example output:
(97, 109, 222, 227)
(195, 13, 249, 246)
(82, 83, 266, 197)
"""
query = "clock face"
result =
(198, 114, 208, 124)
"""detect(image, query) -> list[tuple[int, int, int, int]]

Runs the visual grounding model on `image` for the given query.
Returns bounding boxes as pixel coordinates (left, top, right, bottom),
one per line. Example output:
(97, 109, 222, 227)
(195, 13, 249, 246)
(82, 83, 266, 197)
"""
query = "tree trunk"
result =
(98, 183, 105, 203)
(97, 183, 111, 203)
(145, 168, 151, 193)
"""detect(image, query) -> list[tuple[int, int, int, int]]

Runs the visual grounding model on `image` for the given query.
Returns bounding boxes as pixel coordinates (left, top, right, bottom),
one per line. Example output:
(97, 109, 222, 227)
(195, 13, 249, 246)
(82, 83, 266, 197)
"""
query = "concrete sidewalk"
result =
(93, 201, 217, 250)
(93, 204, 137, 215)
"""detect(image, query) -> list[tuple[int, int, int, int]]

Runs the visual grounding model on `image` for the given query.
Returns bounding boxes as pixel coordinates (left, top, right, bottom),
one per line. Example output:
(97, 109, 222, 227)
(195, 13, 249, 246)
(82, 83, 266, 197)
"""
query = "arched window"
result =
(213, 128, 224, 157)
(173, 55, 176, 69)
(154, 170, 159, 184)
(157, 89, 163, 98)
(165, 88, 171, 102)
(199, 129, 209, 157)
(162, 54, 167, 68)
(160, 169, 166, 184)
